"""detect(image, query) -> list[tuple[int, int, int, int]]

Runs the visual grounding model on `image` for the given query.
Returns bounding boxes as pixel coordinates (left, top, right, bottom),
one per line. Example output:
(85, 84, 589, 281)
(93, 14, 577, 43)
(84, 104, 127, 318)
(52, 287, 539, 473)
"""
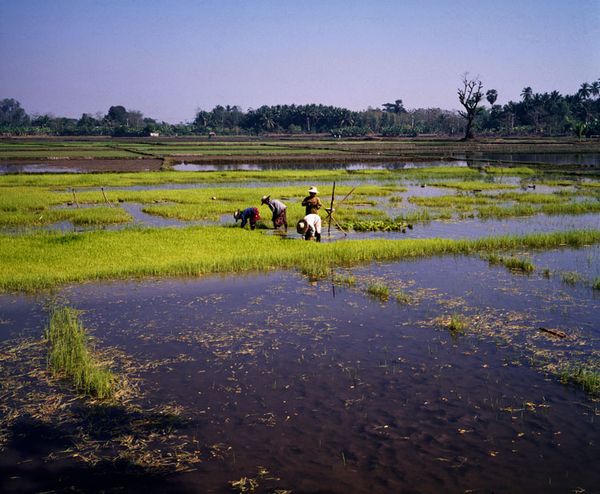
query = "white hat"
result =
(261, 195, 270, 204)
(308, 186, 319, 194)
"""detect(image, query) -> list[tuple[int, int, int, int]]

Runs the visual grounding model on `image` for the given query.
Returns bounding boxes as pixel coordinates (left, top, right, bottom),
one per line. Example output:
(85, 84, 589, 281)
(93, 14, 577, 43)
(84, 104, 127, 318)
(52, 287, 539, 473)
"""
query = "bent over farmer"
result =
(261, 195, 288, 231)
(302, 186, 322, 215)
(234, 207, 261, 230)
(297, 213, 322, 242)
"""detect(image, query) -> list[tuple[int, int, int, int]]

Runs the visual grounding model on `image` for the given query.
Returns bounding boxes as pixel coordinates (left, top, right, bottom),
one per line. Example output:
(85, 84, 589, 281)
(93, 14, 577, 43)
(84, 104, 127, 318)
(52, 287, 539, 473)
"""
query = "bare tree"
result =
(457, 74, 484, 140)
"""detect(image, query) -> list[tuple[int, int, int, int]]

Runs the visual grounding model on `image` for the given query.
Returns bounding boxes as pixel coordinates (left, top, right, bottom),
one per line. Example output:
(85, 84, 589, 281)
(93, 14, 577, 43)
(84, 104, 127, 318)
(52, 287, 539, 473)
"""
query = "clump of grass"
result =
(299, 261, 331, 281)
(560, 365, 600, 396)
(593, 277, 600, 290)
(447, 314, 468, 334)
(45, 306, 115, 399)
(483, 253, 535, 273)
(333, 274, 356, 286)
(561, 271, 582, 285)
(366, 283, 390, 301)
(395, 290, 411, 304)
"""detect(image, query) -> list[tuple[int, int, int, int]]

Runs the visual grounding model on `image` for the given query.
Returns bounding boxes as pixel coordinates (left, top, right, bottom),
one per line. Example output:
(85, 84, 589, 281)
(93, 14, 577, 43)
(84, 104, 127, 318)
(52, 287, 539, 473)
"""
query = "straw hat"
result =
(308, 186, 319, 194)
(261, 195, 270, 204)
(296, 220, 307, 234)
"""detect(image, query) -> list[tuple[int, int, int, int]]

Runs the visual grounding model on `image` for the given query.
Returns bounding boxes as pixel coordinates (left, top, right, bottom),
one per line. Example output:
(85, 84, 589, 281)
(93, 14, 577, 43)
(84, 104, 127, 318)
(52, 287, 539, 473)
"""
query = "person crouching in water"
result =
(297, 213, 321, 242)
(261, 195, 288, 231)
(234, 207, 261, 230)
(302, 186, 322, 215)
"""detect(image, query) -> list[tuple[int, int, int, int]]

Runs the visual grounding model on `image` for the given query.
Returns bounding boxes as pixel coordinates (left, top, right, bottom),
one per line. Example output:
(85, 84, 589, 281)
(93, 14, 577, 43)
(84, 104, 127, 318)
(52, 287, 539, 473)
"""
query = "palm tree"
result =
(521, 87, 533, 104)
(578, 82, 591, 100)
(486, 89, 498, 107)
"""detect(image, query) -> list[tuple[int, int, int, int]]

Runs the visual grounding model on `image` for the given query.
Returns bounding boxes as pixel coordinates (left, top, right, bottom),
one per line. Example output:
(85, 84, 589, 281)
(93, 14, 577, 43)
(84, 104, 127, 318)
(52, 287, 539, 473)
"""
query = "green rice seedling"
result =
(560, 271, 582, 285)
(593, 277, 600, 290)
(496, 192, 564, 204)
(483, 254, 535, 273)
(45, 306, 115, 399)
(484, 167, 537, 176)
(1, 228, 599, 293)
(447, 314, 468, 334)
(542, 268, 551, 278)
(299, 261, 331, 281)
(395, 290, 411, 304)
(388, 196, 403, 204)
(333, 274, 357, 286)
(559, 365, 600, 396)
(366, 283, 390, 301)
(433, 181, 516, 191)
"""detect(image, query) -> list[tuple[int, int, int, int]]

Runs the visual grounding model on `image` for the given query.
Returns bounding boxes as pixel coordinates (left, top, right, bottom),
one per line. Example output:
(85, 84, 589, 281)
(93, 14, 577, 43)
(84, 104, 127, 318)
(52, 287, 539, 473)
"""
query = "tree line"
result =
(1, 78, 599, 139)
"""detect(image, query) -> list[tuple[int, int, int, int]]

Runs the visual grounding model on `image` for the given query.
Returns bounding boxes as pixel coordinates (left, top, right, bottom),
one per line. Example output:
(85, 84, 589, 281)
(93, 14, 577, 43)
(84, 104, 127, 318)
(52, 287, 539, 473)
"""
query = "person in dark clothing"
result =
(234, 207, 261, 230)
(261, 195, 288, 231)
(302, 186, 322, 215)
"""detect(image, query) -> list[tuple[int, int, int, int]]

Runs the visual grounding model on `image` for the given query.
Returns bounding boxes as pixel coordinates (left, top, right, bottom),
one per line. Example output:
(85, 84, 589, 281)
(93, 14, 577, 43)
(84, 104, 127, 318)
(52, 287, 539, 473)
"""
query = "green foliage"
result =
(447, 314, 468, 334)
(484, 253, 535, 273)
(560, 365, 600, 396)
(1, 228, 599, 292)
(560, 271, 582, 285)
(46, 306, 115, 399)
(366, 283, 390, 301)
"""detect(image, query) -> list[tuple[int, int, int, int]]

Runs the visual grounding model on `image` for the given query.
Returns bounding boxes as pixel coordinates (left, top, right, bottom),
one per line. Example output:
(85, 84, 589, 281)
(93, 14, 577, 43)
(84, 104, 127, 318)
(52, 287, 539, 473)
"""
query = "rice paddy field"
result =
(1, 137, 600, 493)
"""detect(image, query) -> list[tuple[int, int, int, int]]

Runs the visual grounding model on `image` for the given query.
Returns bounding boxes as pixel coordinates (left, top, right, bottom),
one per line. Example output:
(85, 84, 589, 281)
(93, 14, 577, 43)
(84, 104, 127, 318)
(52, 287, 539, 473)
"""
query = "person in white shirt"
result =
(296, 213, 321, 242)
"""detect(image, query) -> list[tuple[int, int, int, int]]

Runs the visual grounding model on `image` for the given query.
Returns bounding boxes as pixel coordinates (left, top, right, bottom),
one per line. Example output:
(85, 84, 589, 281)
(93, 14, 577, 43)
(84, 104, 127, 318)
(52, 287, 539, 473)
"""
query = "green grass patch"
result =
(1, 228, 599, 292)
(447, 314, 468, 334)
(484, 167, 537, 175)
(433, 181, 516, 191)
(366, 283, 390, 301)
(560, 271, 582, 285)
(45, 306, 115, 399)
(559, 365, 600, 396)
(484, 253, 535, 273)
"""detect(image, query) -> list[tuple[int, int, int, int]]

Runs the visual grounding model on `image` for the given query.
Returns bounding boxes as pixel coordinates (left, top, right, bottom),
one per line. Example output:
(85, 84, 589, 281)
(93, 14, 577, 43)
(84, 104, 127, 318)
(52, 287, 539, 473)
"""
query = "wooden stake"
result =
(328, 181, 336, 235)
(101, 186, 113, 207)
(71, 188, 79, 208)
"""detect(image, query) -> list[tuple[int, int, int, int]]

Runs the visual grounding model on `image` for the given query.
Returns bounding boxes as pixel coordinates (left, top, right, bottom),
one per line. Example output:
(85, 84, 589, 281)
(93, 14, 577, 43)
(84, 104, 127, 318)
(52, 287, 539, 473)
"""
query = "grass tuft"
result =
(559, 366, 600, 396)
(366, 283, 390, 301)
(447, 314, 468, 334)
(45, 306, 115, 399)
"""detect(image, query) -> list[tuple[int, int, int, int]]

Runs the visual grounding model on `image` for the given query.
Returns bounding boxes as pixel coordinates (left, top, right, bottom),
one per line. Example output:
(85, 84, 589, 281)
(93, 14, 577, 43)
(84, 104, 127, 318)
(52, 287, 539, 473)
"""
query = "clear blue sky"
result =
(1, 0, 598, 123)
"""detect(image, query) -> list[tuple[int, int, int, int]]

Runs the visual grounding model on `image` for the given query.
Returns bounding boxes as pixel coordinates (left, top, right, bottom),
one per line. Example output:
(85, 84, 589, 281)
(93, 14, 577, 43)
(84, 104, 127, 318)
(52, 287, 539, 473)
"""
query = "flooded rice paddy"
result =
(1, 247, 599, 493)
(1, 155, 600, 493)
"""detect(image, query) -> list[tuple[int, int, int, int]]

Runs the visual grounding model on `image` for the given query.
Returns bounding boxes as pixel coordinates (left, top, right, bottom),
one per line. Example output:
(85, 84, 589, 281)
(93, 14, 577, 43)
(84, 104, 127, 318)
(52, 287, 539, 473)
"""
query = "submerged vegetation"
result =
(560, 365, 600, 397)
(45, 306, 115, 399)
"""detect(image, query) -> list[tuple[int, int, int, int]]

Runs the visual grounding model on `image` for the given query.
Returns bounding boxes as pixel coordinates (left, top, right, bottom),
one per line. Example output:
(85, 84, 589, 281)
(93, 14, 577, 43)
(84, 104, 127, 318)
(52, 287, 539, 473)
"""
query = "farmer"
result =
(297, 213, 322, 242)
(234, 207, 261, 230)
(261, 195, 288, 231)
(302, 186, 322, 215)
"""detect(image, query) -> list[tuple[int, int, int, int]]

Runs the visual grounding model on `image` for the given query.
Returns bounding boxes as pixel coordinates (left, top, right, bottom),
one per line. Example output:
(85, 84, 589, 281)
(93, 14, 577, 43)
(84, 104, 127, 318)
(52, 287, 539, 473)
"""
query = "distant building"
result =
(149, 132, 160, 137)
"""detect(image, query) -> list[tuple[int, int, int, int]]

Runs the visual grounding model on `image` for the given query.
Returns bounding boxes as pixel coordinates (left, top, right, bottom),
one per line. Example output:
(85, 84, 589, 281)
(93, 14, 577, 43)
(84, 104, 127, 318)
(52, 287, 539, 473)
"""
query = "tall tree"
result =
(457, 74, 484, 140)
(0, 98, 29, 126)
(382, 99, 406, 114)
(486, 89, 498, 107)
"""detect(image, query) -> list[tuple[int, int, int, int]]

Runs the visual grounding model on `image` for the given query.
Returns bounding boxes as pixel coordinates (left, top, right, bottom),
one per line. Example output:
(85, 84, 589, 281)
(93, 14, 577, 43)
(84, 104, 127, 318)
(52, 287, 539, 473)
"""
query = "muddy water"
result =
(1, 248, 599, 493)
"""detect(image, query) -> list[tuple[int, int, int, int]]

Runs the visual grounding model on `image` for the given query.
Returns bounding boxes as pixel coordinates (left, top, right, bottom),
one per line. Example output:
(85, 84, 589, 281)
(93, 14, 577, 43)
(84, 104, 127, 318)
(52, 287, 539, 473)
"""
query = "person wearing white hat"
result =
(261, 195, 288, 231)
(301, 186, 322, 215)
(296, 213, 321, 242)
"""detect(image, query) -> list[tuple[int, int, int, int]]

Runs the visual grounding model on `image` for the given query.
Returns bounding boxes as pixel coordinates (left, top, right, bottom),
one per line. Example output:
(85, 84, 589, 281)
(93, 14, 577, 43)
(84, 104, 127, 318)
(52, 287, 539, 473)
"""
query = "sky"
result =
(1, 0, 599, 123)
